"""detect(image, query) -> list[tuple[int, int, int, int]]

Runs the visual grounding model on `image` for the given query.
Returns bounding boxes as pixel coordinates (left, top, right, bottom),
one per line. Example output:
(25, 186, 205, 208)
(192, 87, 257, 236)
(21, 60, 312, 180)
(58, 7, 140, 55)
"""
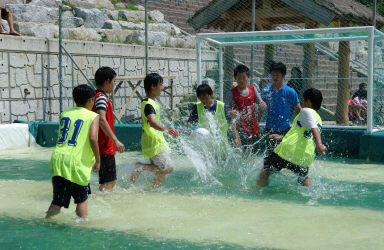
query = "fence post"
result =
(367, 27, 374, 133)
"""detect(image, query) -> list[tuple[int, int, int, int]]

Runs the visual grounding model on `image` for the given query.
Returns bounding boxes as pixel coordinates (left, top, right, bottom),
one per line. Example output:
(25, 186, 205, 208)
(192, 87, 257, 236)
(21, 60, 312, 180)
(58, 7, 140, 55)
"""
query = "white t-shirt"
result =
(296, 108, 318, 129)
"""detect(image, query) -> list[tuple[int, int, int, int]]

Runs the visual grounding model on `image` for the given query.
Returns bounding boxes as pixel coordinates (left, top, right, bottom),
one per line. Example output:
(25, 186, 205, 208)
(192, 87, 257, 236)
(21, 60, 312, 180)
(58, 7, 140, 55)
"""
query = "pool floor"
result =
(0, 147, 383, 249)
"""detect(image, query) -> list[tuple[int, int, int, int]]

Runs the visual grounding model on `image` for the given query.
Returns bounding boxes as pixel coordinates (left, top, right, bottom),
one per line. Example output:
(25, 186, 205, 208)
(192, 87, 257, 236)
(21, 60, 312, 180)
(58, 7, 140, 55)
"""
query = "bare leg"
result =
(75, 199, 88, 218)
(99, 180, 116, 192)
(6, 11, 20, 36)
(46, 204, 61, 218)
(130, 161, 159, 183)
(257, 169, 270, 187)
(0, 19, 8, 34)
(302, 177, 312, 187)
(152, 168, 173, 188)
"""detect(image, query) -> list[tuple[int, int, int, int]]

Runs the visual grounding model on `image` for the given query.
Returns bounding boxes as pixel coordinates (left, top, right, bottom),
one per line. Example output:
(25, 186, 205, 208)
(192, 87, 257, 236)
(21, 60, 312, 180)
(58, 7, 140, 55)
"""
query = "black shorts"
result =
(265, 128, 290, 156)
(99, 154, 116, 184)
(1, 9, 9, 20)
(51, 176, 90, 208)
(263, 152, 309, 184)
(238, 128, 260, 154)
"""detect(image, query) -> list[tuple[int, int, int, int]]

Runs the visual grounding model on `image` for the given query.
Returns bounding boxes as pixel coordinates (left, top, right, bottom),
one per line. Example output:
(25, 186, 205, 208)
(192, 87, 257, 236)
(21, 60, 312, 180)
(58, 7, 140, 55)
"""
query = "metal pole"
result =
(58, 4, 63, 114)
(196, 37, 202, 86)
(367, 27, 374, 133)
(145, 0, 149, 75)
(218, 45, 224, 101)
(373, 0, 377, 28)
(250, 0, 255, 84)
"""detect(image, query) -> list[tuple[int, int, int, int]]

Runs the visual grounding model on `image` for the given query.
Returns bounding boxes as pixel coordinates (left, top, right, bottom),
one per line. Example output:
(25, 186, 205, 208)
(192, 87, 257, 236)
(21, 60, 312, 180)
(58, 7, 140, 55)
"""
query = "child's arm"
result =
(90, 116, 101, 173)
(232, 125, 240, 147)
(147, 114, 179, 138)
(96, 109, 125, 153)
(311, 128, 327, 154)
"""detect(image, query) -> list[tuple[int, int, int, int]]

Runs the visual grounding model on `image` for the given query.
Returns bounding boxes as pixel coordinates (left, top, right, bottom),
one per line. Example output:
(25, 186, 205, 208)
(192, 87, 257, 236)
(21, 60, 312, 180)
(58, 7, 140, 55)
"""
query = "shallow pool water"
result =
(0, 146, 383, 249)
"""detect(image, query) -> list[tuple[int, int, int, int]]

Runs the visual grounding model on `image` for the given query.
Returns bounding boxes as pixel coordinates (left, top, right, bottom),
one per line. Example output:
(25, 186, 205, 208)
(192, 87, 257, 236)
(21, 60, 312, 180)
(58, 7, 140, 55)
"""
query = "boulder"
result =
(66, 0, 114, 9)
(5, 4, 59, 24)
(102, 20, 121, 30)
(148, 10, 164, 23)
(149, 23, 181, 36)
(29, 0, 60, 7)
(118, 10, 145, 22)
(167, 36, 195, 49)
(125, 30, 167, 47)
(136, 5, 145, 11)
(62, 27, 102, 41)
(14, 22, 59, 38)
(114, 2, 126, 9)
(62, 17, 84, 28)
(103, 9, 119, 21)
(74, 7, 108, 29)
(119, 21, 144, 30)
(100, 29, 132, 43)
(0, 0, 24, 5)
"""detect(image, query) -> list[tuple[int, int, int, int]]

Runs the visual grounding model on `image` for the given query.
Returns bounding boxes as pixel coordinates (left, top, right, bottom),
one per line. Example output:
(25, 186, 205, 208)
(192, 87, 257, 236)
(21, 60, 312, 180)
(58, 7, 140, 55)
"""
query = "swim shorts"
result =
(51, 176, 90, 208)
(150, 151, 174, 171)
(99, 154, 117, 184)
(263, 152, 309, 184)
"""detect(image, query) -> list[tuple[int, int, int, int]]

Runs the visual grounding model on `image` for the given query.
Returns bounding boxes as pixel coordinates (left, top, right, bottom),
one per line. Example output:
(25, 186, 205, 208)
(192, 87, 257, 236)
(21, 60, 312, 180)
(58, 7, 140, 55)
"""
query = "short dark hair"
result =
(94, 66, 116, 87)
(303, 88, 323, 110)
(359, 82, 367, 89)
(196, 84, 213, 97)
(73, 84, 95, 106)
(144, 73, 163, 94)
(234, 64, 250, 78)
(270, 62, 287, 76)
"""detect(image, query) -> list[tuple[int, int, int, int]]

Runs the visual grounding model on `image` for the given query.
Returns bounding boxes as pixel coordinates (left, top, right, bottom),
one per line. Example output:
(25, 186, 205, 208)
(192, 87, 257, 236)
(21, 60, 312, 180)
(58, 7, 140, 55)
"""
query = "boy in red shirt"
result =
(92, 67, 125, 191)
(224, 64, 266, 153)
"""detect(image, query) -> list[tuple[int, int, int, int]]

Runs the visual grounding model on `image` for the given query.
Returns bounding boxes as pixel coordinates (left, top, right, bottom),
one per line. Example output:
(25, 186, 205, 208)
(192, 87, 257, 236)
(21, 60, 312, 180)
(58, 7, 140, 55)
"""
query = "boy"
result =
(261, 62, 301, 156)
(46, 84, 100, 218)
(188, 83, 236, 142)
(224, 64, 266, 153)
(257, 88, 327, 187)
(93, 66, 125, 192)
(130, 73, 179, 188)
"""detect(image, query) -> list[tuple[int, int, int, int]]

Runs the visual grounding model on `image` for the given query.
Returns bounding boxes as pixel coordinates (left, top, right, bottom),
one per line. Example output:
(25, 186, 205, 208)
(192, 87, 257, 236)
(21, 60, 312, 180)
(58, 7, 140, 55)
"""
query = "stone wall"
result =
(0, 35, 217, 123)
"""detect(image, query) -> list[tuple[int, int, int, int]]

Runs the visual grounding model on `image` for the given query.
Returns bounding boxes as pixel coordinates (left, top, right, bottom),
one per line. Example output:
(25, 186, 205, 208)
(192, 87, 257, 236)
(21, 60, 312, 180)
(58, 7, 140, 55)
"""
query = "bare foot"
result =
(0, 30, 9, 35)
(9, 31, 20, 36)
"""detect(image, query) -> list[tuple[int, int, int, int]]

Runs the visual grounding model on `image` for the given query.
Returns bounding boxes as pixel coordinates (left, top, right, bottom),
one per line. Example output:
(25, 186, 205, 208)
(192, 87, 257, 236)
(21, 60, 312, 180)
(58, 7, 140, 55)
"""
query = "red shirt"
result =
(92, 90, 115, 155)
(231, 85, 259, 136)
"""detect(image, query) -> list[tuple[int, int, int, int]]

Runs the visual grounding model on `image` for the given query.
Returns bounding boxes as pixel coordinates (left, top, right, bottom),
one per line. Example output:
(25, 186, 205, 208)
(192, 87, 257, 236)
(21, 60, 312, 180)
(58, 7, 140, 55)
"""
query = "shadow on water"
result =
(0, 216, 270, 250)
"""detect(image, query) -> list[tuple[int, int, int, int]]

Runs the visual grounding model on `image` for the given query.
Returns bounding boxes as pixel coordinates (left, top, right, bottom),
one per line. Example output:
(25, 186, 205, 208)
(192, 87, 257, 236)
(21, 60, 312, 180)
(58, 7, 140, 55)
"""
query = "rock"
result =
(102, 20, 121, 30)
(74, 7, 108, 29)
(62, 27, 102, 41)
(0, 0, 23, 5)
(103, 9, 119, 21)
(148, 10, 164, 23)
(29, 0, 60, 7)
(100, 29, 132, 43)
(125, 30, 167, 47)
(114, 2, 126, 9)
(149, 23, 182, 36)
(167, 36, 195, 48)
(62, 17, 84, 28)
(14, 22, 59, 38)
(5, 4, 59, 24)
(136, 5, 145, 11)
(118, 10, 145, 22)
(66, 0, 113, 9)
(119, 21, 144, 30)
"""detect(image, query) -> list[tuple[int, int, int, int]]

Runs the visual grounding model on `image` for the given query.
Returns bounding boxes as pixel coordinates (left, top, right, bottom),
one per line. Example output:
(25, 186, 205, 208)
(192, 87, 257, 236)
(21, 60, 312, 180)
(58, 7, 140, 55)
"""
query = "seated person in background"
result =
(187, 83, 238, 143)
(0, 6, 20, 36)
(287, 67, 304, 102)
(225, 64, 266, 154)
(352, 82, 367, 99)
(257, 88, 327, 187)
(348, 85, 367, 124)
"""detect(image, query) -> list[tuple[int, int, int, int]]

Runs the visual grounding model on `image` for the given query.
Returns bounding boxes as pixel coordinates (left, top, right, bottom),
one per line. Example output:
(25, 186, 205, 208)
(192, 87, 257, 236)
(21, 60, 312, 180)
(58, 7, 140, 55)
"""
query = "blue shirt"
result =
(188, 100, 231, 124)
(262, 84, 299, 131)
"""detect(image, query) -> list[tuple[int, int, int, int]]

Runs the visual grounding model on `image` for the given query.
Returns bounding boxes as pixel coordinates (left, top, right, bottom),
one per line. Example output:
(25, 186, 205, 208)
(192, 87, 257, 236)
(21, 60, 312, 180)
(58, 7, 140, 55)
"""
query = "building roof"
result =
(187, 0, 384, 31)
